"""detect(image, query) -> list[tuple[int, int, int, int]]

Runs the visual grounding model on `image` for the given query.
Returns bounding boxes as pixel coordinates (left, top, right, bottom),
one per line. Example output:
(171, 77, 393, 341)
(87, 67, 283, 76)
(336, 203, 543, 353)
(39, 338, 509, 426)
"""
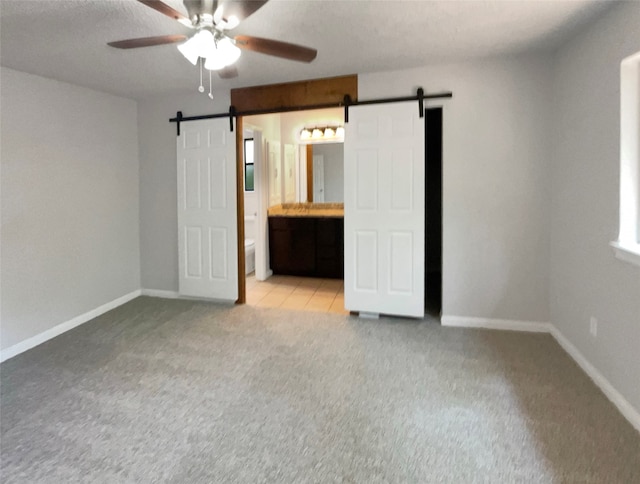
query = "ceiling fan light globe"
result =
(194, 29, 215, 58)
(177, 38, 200, 65)
(204, 56, 226, 71)
(217, 37, 241, 66)
(225, 15, 240, 30)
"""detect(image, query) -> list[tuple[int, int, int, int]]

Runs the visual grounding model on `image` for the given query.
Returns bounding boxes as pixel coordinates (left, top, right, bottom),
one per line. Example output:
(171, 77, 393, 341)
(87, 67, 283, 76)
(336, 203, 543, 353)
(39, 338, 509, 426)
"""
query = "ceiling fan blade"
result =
(234, 35, 317, 63)
(108, 35, 187, 49)
(214, 0, 269, 24)
(217, 66, 239, 79)
(137, 0, 191, 25)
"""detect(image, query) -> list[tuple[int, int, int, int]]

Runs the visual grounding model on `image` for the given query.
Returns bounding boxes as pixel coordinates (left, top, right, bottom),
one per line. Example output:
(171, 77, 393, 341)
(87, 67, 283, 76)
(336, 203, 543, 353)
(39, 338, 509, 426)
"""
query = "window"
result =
(244, 138, 254, 192)
(612, 51, 640, 267)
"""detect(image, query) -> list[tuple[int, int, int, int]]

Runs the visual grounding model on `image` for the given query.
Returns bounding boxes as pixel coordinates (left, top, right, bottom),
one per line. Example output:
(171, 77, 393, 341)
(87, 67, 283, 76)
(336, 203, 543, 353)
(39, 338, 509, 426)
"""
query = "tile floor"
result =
(245, 274, 349, 314)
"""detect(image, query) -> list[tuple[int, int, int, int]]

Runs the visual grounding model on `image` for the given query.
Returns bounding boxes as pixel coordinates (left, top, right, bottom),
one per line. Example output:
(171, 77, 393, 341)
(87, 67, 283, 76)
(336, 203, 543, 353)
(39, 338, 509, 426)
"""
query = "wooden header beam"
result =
(230, 74, 358, 113)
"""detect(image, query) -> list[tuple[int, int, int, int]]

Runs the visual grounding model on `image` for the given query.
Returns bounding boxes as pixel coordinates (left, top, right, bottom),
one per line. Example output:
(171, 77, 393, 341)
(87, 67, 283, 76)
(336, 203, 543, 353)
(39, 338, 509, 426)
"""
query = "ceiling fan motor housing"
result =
(184, 0, 216, 23)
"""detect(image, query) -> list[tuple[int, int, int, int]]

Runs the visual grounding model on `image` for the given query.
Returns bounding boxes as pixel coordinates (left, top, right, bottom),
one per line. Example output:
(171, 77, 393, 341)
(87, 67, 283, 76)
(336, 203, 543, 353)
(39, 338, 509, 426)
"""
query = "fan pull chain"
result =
(208, 68, 214, 100)
(198, 58, 204, 93)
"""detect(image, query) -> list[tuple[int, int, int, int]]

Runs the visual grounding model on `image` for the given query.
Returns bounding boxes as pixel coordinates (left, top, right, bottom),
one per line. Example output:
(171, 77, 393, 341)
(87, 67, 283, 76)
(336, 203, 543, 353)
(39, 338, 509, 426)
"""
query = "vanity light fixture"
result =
(299, 125, 345, 143)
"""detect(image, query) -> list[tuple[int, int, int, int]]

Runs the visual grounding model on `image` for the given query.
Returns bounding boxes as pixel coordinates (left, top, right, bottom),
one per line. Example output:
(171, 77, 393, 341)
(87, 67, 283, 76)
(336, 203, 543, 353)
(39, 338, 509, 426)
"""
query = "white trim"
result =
(256, 269, 273, 282)
(610, 241, 640, 267)
(140, 289, 181, 299)
(141, 289, 235, 305)
(550, 325, 640, 433)
(440, 314, 640, 433)
(0, 290, 141, 363)
(441, 315, 551, 333)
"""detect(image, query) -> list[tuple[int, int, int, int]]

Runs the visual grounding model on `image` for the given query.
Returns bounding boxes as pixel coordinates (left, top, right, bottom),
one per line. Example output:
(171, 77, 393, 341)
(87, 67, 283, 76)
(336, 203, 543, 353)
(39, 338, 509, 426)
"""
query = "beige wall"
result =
(359, 54, 554, 323)
(1, 67, 140, 351)
(550, 1, 640, 413)
(137, 91, 230, 291)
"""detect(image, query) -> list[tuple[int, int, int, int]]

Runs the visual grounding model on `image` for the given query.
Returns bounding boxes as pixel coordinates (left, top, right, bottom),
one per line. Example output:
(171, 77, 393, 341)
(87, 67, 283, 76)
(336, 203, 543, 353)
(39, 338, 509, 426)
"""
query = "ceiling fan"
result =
(108, 0, 317, 79)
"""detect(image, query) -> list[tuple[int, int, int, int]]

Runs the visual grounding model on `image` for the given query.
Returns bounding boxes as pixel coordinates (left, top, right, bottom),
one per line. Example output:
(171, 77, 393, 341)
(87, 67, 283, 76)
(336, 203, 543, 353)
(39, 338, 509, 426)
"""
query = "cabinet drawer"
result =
(269, 216, 292, 230)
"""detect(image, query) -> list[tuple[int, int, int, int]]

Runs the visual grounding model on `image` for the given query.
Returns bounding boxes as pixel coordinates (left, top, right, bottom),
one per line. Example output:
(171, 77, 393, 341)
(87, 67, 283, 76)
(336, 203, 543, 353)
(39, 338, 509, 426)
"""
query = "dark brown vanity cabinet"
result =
(315, 218, 344, 278)
(269, 217, 316, 275)
(268, 216, 344, 279)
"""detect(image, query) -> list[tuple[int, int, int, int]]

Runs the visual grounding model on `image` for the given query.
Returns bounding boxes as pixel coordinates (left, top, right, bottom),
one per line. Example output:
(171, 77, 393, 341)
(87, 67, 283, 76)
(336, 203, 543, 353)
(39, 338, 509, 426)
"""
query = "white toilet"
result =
(244, 214, 256, 275)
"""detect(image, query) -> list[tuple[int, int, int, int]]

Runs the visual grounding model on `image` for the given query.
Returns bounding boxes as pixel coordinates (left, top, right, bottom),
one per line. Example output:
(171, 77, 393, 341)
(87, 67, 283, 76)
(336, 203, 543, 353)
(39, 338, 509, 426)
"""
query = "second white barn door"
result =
(177, 118, 238, 301)
(344, 102, 425, 318)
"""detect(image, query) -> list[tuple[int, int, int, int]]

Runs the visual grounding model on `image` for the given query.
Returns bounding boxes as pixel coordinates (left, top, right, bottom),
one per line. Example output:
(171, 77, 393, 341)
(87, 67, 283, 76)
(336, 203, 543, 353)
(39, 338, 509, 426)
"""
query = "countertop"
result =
(267, 203, 344, 218)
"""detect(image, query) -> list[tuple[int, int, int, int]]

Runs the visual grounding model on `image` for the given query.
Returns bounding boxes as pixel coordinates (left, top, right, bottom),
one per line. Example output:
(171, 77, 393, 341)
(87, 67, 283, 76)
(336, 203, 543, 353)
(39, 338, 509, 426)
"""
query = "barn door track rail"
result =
(169, 88, 452, 135)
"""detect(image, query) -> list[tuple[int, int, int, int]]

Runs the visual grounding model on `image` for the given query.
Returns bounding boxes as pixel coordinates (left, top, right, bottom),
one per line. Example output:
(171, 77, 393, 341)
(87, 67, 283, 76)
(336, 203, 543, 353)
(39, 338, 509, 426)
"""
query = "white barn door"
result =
(344, 102, 425, 317)
(177, 118, 238, 300)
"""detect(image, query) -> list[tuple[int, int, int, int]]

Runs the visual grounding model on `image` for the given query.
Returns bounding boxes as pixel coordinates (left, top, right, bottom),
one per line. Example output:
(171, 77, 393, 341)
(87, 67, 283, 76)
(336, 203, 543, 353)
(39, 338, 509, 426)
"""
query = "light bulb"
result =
(300, 129, 311, 140)
(324, 127, 335, 138)
(311, 128, 323, 139)
(336, 126, 345, 138)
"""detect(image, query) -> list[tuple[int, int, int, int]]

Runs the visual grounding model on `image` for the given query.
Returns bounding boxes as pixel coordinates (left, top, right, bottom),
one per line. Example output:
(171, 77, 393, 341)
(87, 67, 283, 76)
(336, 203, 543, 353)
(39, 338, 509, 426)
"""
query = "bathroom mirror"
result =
(244, 107, 345, 206)
(304, 142, 344, 203)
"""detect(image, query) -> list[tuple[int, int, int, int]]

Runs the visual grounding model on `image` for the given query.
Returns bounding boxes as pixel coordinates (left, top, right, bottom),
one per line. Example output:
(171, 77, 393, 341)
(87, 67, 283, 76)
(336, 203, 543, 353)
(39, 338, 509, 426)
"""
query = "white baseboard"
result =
(549, 326, 640, 433)
(441, 315, 551, 333)
(140, 289, 181, 299)
(140, 289, 236, 305)
(255, 269, 273, 282)
(440, 314, 639, 433)
(0, 289, 141, 363)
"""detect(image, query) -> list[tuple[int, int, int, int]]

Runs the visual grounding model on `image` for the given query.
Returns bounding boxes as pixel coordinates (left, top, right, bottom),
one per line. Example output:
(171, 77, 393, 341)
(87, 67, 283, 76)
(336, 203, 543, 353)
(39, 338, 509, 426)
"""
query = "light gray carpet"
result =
(1, 297, 639, 483)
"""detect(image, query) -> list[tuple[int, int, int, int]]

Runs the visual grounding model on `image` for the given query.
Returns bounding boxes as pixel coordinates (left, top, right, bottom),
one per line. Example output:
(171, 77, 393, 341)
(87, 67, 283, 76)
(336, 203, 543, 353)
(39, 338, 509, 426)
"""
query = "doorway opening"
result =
(425, 107, 443, 316)
(240, 108, 347, 314)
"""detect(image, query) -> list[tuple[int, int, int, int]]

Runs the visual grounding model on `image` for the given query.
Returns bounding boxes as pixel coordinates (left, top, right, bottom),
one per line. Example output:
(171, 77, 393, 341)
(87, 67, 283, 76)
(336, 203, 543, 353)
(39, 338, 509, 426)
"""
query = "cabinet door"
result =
(269, 217, 291, 273)
(316, 218, 343, 278)
(290, 218, 316, 274)
(269, 217, 315, 275)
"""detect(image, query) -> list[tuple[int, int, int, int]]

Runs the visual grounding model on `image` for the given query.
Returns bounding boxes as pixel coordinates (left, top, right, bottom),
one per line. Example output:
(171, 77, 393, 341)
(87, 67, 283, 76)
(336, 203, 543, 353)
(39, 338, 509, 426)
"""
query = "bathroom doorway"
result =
(241, 108, 347, 314)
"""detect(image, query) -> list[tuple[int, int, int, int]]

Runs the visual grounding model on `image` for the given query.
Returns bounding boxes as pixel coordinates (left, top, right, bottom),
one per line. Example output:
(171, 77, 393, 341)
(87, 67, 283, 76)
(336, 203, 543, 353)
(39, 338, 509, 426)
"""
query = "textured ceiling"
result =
(0, 0, 613, 100)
